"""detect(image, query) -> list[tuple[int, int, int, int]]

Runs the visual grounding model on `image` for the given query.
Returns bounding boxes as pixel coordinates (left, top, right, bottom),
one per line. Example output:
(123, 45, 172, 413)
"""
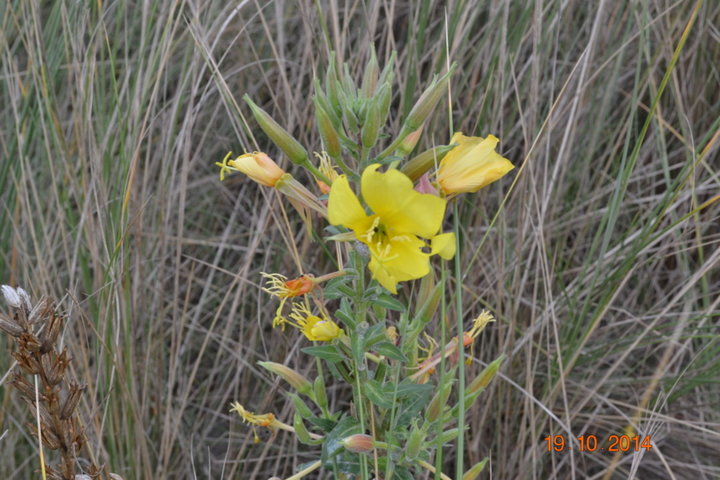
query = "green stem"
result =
(434, 264, 448, 480)
(284, 459, 321, 480)
(453, 201, 465, 478)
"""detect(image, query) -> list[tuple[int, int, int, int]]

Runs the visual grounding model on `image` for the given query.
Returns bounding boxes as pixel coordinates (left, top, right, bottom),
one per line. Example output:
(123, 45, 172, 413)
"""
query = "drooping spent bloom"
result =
(274, 303, 344, 341)
(436, 133, 514, 196)
(314, 151, 340, 195)
(409, 310, 496, 382)
(262, 272, 315, 325)
(262, 271, 346, 325)
(328, 164, 455, 294)
(217, 151, 285, 186)
(230, 402, 289, 443)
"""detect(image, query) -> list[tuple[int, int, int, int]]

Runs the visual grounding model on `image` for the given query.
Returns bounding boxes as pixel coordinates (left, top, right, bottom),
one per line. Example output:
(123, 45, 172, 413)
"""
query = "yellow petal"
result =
(309, 319, 343, 341)
(328, 175, 373, 233)
(361, 164, 446, 238)
(367, 235, 430, 293)
(431, 232, 456, 260)
(438, 135, 514, 195)
(229, 152, 285, 186)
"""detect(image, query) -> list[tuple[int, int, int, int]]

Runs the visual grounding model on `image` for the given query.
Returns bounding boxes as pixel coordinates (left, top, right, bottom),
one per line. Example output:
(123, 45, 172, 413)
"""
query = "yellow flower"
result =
(328, 164, 455, 294)
(436, 133, 514, 195)
(216, 151, 285, 186)
(276, 303, 344, 341)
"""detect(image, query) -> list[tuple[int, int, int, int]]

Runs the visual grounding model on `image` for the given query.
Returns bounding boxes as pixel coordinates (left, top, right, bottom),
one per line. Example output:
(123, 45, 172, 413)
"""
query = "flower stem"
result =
(453, 200, 465, 478)
(417, 459, 452, 480)
(284, 459, 321, 480)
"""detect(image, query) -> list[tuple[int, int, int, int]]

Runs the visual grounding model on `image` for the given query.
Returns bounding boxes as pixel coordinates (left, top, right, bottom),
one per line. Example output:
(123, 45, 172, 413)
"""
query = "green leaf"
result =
(362, 322, 388, 350)
(373, 341, 407, 362)
(371, 294, 406, 312)
(307, 416, 337, 432)
(396, 383, 434, 426)
(394, 380, 434, 399)
(320, 415, 362, 474)
(364, 379, 394, 409)
(302, 345, 345, 363)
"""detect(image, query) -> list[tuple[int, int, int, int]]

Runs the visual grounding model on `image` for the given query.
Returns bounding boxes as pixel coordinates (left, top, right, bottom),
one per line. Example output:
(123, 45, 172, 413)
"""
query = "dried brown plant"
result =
(1, 286, 122, 480)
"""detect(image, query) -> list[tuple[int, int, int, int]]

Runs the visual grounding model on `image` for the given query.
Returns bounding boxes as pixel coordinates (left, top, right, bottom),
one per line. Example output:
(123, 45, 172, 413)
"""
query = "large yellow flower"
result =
(436, 132, 514, 195)
(328, 164, 455, 294)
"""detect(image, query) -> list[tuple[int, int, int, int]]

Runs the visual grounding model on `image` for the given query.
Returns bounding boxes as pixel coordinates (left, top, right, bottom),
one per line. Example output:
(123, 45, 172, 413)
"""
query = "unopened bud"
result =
(293, 414, 313, 444)
(361, 46, 379, 97)
(341, 433, 374, 453)
(405, 65, 456, 130)
(289, 393, 313, 418)
(244, 95, 309, 165)
(468, 355, 505, 395)
(258, 361, 313, 395)
(426, 382, 452, 422)
(396, 124, 424, 157)
(315, 100, 342, 158)
(401, 145, 454, 181)
(405, 423, 425, 460)
(438, 428, 459, 445)
(361, 99, 382, 149)
(463, 459, 489, 480)
(313, 375, 328, 410)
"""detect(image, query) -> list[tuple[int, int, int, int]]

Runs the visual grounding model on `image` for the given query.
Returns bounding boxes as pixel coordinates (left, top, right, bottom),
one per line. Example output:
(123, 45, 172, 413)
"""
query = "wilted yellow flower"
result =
(328, 164, 455, 294)
(315, 151, 340, 195)
(263, 272, 315, 298)
(230, 402, 286, 443)
(216, 151, 285, 186)
(462, 310, 496, 347)
(263, 272, 315, 326)
(275, 303, 344, 341)
(436, 133, 514, 195)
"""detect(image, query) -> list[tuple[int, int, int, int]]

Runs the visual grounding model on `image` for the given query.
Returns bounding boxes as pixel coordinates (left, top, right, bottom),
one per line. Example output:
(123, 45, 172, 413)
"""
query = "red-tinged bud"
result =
(341, 434, 374, 453)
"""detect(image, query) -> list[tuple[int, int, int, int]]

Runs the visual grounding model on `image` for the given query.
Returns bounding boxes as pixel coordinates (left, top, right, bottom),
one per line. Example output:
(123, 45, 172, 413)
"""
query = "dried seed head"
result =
(19, 332, 42, 352)
(2, 285, 27, 309)
(109, 474, 125, 480)
(44, 349, 69, 387)
(40, 312, 64, 352)
(0, 315, 24, 337)
(28, 296, 53, 325)
(61, 383, 85, 420)
(9, 373, 35, 399)
(12, 351, 41, 375)
(41, 423, 62, 450)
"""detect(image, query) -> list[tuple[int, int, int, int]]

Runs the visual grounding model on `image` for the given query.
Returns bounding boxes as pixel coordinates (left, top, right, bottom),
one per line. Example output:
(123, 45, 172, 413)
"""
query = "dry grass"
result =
(1, 0, 719, 478)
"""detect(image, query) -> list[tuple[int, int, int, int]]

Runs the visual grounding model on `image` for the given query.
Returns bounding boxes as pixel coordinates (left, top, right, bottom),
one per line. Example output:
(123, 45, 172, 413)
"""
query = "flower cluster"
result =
(218, 53, 512, 480)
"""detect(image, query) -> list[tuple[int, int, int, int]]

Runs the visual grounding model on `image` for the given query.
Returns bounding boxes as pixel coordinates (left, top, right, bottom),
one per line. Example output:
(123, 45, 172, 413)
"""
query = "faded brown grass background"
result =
(1, 1, 719, 478)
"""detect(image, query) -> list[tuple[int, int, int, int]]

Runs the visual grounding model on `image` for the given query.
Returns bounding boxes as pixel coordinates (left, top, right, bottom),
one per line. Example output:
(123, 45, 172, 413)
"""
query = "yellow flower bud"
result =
(396, 124, 424, 157)
(217, 151, 285, 186)
(437, 132, 514, 195)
